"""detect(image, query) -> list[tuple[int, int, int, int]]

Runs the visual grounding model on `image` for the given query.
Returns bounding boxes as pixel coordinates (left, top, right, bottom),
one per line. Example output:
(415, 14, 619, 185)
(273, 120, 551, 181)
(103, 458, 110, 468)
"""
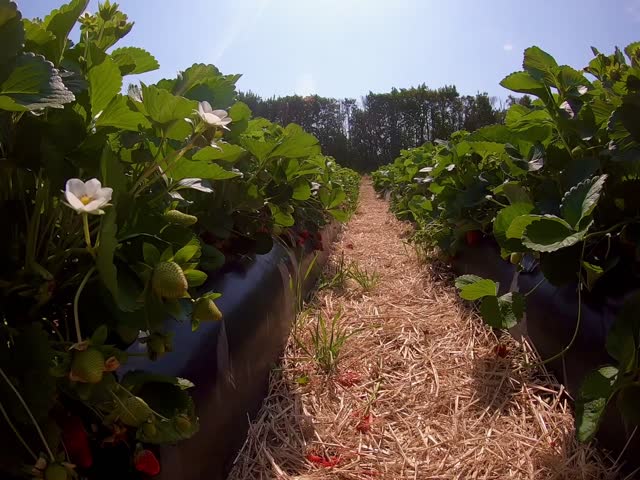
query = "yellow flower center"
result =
(80, 195, 92, 205)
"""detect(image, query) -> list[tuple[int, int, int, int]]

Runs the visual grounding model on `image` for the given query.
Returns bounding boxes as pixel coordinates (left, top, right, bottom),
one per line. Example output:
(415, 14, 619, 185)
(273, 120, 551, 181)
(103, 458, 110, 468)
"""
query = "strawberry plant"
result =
(0, 0, 357, 477)
(374, 44, 640, 442)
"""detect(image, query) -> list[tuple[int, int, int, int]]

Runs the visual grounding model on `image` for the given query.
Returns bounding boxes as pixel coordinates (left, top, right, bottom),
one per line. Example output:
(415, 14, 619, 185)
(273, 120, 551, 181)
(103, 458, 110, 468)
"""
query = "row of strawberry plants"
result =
(0, 1, 358, 478)
(373, 44, 640, 443)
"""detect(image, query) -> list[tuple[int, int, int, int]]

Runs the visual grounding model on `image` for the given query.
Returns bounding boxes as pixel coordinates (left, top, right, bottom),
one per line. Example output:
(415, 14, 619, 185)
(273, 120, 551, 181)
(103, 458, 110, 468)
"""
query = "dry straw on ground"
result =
(228, 180, 624, 480)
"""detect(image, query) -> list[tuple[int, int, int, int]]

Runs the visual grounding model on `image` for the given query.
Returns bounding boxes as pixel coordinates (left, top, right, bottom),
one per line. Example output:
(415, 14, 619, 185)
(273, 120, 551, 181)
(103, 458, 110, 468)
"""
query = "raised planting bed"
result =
(112, 224, 340, 480)
(452, 237, 640, 468)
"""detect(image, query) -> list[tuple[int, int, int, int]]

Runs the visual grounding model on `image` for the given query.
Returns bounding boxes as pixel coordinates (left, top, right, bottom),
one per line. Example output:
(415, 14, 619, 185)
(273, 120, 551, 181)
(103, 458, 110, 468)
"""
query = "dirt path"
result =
(229, 180, 618, 480)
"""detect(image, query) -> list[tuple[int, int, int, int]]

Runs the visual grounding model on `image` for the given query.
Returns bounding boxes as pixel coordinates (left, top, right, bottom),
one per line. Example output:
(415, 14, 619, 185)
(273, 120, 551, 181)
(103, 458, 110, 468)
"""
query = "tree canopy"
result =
(239, 85, 509, 171)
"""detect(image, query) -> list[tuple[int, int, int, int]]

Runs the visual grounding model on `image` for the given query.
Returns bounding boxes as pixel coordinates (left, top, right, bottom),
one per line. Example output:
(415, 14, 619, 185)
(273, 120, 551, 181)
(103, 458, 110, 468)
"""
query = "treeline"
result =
(238, 85, 513, 171)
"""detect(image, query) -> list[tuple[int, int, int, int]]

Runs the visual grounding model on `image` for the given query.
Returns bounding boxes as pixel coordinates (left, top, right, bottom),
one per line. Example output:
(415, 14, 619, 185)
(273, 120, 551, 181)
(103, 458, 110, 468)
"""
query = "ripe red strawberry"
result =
(152, 261, 188, 299)
(70, 348, 105, 383)
(60, 416, 93, 468)
(134, 449, 160, 476)
(193, 297, 222, 322)
(465, 230, 481, 246)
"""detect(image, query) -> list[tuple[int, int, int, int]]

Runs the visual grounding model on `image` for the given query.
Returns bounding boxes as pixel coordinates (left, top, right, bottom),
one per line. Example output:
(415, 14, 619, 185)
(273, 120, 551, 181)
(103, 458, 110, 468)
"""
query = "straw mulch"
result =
(228, 179, 623, 480)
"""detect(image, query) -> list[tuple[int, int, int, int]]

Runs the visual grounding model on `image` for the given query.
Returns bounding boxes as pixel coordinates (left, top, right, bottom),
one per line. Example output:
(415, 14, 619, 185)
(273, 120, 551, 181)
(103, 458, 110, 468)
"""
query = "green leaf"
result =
(42, 0, 89, 64)
(606, 293, 640, 373)
(169, 160, 242, 181)
(505, 108, 553, 139)
(88, 56, 122, 117)
(110, 47, 159, 75)
(493, 203, 535, 249)
(455, 274, 498, 300)
(184, 269, 207, 287)
(408, 194, 432, 214)
(199, 244, 225, 271)
(90, 325, 108, 345)
(479, 292, 525, 329)
(560, 175, 607, 230)
(96, 208, 119, 306)
(500, 71, 548, 98)
(23, 19, 54, 52)
(122, 371, 187, 391)
(141, 84, 197, 125)
(618, 101, 640, 143)
(159, 246, 173, 263)
(174, 244, 199, 264)
(229, 101, 251, 123)
(156, 63, 239, 108)
(192, 143, 246, 163)
(269, 123, 321, 159)
(582, 261, 604, 291)
(95, 95, 151, 131)
(328, 189, 347, 209)
(575, 366, 619, 442)
(0, 53, 75, 111)
(269, 204, 294, 227)
(506, 214, 538, 240)
(522, 215, 588, 252)
(143, 243, 160, 266)
(625, 41, 640, 67)
(227, 100, 251, 135)
(617, 385, 640, 426)
(492, 182, 531, 205)
(523, 46, 558, 83)
(0, 0, 24, 66)
(556, 66, 591, 95)
(328, 208, 350, 222)
(240, 119, 279, 161)
(292, 181, 311, 201)
(100, 143, 126, 204)
(539, 245, 582, 286)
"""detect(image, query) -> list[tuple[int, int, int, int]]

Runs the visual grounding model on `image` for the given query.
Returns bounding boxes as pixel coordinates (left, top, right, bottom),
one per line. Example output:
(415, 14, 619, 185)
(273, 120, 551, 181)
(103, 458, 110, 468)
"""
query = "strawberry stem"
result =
(0, 398, 37, 461)
(74, 266, 96, 344)
(82, 213, 94, 256)
(0, 367, 54, 461)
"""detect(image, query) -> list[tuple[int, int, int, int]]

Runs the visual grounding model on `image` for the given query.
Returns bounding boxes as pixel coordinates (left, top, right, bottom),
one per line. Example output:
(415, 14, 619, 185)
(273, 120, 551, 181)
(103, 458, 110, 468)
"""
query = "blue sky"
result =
(20, 0, 640, 101)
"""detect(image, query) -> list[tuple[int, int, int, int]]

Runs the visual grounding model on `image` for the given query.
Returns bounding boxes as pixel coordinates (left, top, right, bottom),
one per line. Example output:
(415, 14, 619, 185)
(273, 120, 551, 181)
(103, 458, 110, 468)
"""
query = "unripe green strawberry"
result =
(147, 335, 166, 356)
(118, 396, 152, 427)
(193, 297, 222, 322)
(142, 421, 157, 437)
(174, 414, 192, 434)
(44, 463, 70, 480)
(70, 348, 105, 384)
(510, 252, 523, 265)
(152, 261, 188, 299)
(164, 210, 198, 226)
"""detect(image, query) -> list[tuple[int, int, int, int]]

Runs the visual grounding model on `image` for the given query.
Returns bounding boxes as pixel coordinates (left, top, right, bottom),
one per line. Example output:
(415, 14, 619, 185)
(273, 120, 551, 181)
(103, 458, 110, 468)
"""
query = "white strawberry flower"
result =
(64, 178, 113, 215)
(196, 101, 232, 130)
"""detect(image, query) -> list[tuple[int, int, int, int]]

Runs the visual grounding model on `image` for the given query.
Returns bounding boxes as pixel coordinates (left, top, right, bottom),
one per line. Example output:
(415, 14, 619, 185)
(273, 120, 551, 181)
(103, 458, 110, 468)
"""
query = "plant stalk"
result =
(0, 367, 54, 461)
(0, 399, 37, 461)
(73, 266, 96, 344)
